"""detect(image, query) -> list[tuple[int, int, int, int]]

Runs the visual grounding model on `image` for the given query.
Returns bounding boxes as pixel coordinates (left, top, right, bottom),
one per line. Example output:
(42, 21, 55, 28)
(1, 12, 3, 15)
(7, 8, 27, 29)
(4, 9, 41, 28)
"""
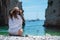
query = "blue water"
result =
(0, 20, 45, 36)
(23, 20, 45, 36)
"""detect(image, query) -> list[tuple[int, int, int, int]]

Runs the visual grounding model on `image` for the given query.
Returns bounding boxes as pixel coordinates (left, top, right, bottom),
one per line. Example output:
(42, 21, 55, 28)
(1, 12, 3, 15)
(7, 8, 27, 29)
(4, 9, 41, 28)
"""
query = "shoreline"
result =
(0, 34, 60, 40)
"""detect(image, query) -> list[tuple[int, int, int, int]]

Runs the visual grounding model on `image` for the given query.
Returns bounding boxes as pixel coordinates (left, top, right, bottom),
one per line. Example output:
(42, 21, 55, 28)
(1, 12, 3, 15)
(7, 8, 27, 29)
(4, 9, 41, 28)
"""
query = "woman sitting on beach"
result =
(8, 7, 24, 36)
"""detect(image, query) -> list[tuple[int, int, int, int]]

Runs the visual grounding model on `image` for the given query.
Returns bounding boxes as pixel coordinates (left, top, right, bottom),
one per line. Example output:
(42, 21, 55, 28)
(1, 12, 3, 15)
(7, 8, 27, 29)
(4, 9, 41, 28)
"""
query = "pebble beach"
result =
(0, 34, 60, 40)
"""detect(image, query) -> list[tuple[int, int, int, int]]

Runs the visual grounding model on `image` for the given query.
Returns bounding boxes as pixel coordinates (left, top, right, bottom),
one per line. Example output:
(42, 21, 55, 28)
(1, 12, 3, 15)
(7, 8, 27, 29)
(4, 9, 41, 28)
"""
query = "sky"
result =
(19, 0, 48, 20)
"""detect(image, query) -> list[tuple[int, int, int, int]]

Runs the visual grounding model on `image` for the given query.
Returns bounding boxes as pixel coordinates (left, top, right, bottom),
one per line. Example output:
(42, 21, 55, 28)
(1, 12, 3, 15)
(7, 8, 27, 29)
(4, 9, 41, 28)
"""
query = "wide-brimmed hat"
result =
(13, 7, 19, 10)
(10, 7, 19, 14)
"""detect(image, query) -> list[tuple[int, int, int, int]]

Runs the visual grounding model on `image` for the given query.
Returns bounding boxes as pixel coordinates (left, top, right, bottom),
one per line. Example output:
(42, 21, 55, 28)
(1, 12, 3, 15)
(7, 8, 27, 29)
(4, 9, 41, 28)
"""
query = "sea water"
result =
(0, 20, 45, 36)
(23, 20, 45, 36)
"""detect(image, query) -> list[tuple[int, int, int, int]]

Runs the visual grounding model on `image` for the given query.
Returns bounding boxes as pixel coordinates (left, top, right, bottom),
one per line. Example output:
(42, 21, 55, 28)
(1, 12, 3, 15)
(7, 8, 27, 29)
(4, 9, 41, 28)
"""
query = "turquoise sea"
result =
(23, 20, 45, 36)
(0, 20, 45, 36)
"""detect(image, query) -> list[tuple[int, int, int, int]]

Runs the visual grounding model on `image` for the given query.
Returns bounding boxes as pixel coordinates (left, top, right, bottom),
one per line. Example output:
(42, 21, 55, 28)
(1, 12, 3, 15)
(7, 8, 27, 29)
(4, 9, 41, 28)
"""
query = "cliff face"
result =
(44, 0, 60, 27)
(0, 0, 8, 26)
(0, 0, 23, 26)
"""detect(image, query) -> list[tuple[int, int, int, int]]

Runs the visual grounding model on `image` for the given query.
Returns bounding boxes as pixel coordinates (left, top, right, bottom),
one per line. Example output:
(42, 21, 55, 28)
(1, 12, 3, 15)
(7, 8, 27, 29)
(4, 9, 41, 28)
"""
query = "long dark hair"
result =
(9, 9, 25, 29)
(9, 9, 19, 20)
(19, 10, 25, 29)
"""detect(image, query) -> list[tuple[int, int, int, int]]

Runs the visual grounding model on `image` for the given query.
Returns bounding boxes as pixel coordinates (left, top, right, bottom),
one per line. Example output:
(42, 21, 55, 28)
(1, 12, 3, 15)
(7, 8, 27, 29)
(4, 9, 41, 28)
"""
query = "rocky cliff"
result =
(0, 0, 23, 26)
(44, 0, 60, 28)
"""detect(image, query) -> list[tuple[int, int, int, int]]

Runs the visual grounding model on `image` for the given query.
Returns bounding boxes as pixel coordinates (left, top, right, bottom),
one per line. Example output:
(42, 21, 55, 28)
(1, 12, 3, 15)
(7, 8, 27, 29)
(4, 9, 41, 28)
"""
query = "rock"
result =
(0, 0, 23, 26)
(44, 0, 60, 28)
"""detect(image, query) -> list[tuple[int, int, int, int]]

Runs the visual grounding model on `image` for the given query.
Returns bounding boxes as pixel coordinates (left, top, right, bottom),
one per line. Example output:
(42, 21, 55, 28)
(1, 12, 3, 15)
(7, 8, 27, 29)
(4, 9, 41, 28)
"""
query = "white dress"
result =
(8, 15, 23, 35)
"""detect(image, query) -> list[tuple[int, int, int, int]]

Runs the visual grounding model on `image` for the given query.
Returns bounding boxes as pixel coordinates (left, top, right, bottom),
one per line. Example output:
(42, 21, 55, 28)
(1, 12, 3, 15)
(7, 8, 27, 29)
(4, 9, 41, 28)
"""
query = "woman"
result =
(19, 9, 25, 30)
(8, 7, 23, 36)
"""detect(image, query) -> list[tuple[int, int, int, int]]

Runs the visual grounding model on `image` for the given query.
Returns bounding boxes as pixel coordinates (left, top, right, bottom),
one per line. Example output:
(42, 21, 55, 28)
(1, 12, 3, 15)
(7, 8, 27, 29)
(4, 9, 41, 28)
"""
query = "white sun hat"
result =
(13, 7, 19, 10)
(10, 7, 19, 14)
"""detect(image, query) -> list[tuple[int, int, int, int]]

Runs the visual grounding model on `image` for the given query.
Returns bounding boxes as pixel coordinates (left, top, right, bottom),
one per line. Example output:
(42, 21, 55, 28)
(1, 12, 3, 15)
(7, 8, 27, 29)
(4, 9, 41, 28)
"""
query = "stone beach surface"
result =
(0, 34, 60, 40)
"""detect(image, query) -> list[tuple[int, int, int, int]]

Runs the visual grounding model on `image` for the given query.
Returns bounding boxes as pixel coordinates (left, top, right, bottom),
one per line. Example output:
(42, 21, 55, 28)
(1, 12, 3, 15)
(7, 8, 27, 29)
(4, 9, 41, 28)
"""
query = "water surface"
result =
(23, 20, 45, 36)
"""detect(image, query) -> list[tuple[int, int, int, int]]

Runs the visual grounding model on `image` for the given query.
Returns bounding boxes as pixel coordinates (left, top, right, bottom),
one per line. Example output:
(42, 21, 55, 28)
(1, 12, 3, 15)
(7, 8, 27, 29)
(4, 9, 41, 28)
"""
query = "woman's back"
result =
(8, 15, 23, 34)
(9, 15, 22, 28)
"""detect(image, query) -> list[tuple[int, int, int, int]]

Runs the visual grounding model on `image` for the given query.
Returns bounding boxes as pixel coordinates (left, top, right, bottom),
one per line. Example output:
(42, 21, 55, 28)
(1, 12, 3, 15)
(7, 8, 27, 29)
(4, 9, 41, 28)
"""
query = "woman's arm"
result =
(19, 10, 25, 29)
